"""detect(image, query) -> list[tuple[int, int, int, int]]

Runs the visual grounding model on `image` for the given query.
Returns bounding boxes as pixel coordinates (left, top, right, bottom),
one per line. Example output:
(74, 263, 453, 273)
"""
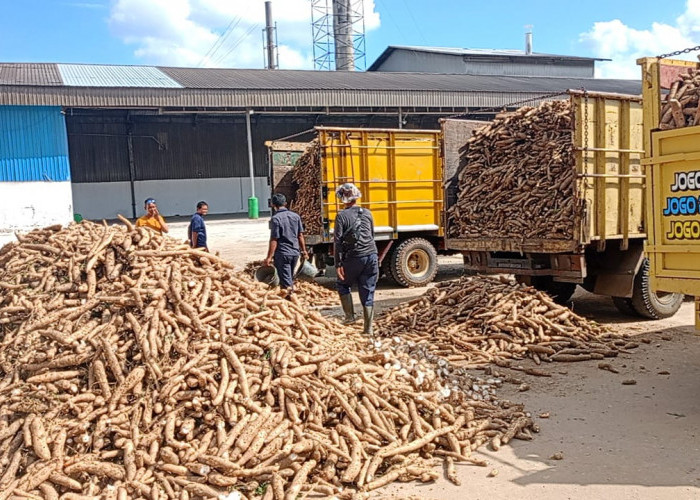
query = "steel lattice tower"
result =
(311, 0, 366, 71)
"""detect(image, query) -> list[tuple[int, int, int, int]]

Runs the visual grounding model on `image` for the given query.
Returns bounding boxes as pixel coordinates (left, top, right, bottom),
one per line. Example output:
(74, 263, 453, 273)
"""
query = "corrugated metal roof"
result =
(57, 64, 182, 88)
(158, 67, 636, 93)
(0, 62, 641, 109)
(0, 106, 71, 181)
(0, 63, 62, 86)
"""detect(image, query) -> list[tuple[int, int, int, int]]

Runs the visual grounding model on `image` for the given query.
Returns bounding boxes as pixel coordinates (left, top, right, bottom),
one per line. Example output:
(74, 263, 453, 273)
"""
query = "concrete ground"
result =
(175, 216, 700, 499)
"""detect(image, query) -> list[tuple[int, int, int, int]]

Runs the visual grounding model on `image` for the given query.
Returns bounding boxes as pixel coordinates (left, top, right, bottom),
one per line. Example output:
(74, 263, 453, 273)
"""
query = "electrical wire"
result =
(197, 16, 243, 67)
(211, 23, 262, 66)
(374, 0, 409, 44)
(399, 0, 427, 45)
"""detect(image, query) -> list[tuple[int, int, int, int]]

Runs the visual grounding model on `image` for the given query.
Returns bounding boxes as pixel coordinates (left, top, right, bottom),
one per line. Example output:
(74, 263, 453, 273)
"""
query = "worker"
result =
(333, 183, 378, 335)
(264, 193, 308, 298)
(135, 198, 169, 234)
(189, 201, 209, 251)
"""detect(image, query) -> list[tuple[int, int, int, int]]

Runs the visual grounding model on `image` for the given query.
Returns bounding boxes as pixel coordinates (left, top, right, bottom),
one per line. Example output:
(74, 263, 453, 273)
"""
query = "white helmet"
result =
(335, 183, 361, 204)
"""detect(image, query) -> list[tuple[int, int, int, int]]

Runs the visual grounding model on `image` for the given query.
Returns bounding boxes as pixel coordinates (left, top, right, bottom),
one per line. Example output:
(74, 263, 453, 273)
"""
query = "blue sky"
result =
(0, 0, 698, 78)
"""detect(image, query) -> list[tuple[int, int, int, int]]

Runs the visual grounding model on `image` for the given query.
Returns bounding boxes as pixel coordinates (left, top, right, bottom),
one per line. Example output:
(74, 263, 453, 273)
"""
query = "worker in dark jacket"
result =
(333, 183, 379, 335)
(265, 193, 308, 298)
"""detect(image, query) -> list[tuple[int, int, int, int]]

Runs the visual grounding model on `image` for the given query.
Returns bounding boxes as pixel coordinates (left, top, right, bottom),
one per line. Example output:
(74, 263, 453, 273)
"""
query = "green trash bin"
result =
(248, 197, 259, 219)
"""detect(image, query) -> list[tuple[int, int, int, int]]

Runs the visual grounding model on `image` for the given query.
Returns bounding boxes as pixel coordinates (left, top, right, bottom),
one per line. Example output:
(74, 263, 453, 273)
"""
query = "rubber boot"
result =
(362, 305, 374, 335)
(339, 294, 355, 325)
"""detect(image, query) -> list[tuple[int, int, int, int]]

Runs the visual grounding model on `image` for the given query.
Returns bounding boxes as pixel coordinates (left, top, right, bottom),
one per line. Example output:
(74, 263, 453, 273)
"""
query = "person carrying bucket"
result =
(333, 183, 379, 335)
(264, 193, 308, 299)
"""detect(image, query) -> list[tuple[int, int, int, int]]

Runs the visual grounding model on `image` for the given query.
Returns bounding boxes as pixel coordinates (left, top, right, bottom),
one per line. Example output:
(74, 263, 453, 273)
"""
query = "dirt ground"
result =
(174, 216, 700, 499)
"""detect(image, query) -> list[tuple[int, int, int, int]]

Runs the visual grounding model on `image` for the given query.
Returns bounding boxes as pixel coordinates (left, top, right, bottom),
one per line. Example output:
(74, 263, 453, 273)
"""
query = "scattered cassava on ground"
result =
(376, 275, 635, 368)
(242, 260, 337, 309)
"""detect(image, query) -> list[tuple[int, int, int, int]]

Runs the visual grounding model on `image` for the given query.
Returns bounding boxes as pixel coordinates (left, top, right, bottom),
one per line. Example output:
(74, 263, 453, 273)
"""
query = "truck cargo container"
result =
(267, 125, 481, 287)
(443, 90, 684, 318)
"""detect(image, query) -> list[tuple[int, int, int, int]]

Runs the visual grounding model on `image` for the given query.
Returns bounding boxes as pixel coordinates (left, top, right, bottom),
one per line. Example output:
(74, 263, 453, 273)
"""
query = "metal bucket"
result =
(254, 265, 280, 286)
(294, 258, 318, 281)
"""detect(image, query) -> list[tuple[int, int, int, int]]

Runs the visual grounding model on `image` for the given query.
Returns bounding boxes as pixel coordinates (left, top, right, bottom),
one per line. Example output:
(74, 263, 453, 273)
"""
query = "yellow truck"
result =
(638, 56, 700, 329)
(267, 125, 481, 287)
(443, 90, 685, 318)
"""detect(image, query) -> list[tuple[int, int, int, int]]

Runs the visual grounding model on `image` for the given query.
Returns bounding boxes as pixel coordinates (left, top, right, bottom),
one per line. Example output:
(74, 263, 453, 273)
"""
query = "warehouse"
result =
(0, 61, 641, 239)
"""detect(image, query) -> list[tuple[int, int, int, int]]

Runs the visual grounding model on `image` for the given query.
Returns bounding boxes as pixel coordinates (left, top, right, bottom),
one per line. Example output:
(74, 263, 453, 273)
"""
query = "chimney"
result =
(264, 1, 277, 69)
(525, 25, 533, 55)
(333, 0, 355, 71)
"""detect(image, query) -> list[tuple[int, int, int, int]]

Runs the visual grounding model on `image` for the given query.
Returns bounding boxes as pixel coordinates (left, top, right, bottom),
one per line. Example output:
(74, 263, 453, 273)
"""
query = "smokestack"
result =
(333, 0, 355, 71)
(264, 1, 277, 69)
(525, 26, 533, 55)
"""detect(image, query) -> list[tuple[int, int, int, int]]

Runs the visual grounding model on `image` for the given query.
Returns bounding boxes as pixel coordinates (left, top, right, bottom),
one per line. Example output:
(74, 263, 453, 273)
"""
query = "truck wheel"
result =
(629, 258, 684, 319)
(612, 297, 636, 316)
(389, 238, 438, 287)
(521, 276, 577, 305)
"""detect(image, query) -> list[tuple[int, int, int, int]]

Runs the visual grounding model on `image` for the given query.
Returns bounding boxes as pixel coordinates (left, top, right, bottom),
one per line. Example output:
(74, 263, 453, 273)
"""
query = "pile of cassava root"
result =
(242, 260, 337, 309)
(446, 100, 578, 241)
(376, 276, 635, 368)
(659, 67, 700, 129)
(290, 141, 323, 235)
(0, 221, 535, 499)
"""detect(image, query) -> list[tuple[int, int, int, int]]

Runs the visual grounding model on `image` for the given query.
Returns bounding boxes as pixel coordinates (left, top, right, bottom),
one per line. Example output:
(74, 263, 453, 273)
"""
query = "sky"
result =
(1, 0, 700, 79)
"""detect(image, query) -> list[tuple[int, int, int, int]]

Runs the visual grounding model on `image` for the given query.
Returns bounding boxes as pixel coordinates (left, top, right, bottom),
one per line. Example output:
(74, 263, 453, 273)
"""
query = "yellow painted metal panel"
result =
(572, 92, 646, 246)
(318, 127, 442, 241)
(646, 134, 700, 294)
(638, 56, 700, 300)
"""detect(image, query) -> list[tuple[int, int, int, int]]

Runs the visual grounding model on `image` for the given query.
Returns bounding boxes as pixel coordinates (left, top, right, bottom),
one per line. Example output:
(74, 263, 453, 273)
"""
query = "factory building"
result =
(0, 60, 640, 243)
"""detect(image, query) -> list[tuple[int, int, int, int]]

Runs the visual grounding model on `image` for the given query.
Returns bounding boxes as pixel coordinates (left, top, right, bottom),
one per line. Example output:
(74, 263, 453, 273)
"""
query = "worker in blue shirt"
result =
(189, 201, 209, 251)
(265, 194, 308, 297)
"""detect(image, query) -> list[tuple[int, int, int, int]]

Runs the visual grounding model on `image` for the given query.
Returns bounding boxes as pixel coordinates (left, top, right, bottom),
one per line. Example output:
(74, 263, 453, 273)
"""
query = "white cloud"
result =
(580, 0, 700, 79)
(109, 0, 380, 69)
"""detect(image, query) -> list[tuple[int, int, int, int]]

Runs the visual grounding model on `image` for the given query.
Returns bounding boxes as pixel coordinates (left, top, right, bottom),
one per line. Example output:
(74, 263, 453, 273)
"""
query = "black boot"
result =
(362, 305, 374, 335)
(339, 294, 355, 325)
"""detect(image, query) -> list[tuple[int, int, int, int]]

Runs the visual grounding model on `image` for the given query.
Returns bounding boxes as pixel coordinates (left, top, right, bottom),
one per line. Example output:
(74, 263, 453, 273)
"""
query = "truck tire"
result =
(520, 276, 577, 305)
(629, 258, 684, 319)
(389, 238, 438, 287)
(612, 297, 636, 316)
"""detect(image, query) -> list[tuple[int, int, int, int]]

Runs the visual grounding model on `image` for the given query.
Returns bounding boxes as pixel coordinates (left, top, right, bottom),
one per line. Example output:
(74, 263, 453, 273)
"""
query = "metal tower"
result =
(311, 0, 366, 71)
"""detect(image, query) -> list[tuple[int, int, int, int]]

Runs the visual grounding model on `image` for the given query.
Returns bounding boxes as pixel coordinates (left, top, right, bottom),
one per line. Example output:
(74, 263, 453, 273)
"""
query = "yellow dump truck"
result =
(267, 125, 482, 287)
(639, 56, 700, 329)
(443, 90, 685, 318)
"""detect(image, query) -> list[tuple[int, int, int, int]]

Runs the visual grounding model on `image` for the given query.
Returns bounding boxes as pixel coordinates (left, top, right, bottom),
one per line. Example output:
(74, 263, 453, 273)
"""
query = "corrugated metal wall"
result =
(67, 112, 413, 184)
(0, 106, 71, 181)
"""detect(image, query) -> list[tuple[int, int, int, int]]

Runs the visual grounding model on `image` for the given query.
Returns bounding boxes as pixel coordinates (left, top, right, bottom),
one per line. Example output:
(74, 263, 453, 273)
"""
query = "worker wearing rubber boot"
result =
(333, 183, 379, 335)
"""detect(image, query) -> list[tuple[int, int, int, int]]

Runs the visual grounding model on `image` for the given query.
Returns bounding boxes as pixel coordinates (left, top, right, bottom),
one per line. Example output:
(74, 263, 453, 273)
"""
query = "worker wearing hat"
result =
(265, 193, 308, 298)
(333, 183, 379, 335)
